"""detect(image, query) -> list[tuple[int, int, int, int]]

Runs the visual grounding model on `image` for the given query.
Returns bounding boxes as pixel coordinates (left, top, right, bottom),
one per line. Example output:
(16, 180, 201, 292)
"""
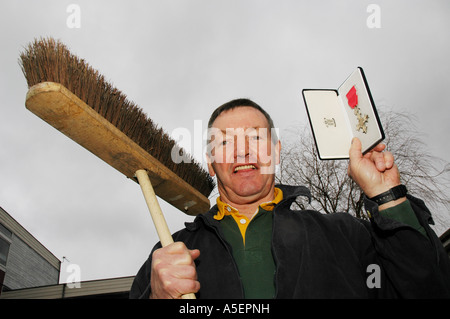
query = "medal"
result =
(346, 85, 368, 134)
(355, 108, 369, 133)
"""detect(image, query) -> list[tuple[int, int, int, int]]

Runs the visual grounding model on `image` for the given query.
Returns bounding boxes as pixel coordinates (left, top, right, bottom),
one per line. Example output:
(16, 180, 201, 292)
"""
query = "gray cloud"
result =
(0, 0, 448, 282)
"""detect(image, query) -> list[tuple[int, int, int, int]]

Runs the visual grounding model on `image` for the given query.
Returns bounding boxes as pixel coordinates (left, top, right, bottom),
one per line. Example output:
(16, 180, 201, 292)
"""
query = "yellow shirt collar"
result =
(214, 187, 283, 221)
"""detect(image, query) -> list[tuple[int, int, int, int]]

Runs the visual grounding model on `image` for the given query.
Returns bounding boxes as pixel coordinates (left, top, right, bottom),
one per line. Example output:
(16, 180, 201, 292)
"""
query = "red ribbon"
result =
(346, 86, 358, 109)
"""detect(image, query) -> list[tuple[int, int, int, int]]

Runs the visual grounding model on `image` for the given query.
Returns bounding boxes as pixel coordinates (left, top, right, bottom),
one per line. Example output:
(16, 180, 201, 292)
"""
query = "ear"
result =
(205, 153, 216, 177)
(275, 140, 281, 165)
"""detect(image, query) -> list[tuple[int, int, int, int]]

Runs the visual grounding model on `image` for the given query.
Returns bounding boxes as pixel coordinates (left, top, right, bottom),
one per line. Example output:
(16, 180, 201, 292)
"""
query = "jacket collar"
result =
(275, 184, 311, 206)
(197, 184, 311, 226)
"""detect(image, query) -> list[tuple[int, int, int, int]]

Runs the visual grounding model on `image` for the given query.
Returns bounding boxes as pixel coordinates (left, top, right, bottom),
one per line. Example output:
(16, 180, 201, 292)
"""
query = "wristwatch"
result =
(369, 185, 407, 205)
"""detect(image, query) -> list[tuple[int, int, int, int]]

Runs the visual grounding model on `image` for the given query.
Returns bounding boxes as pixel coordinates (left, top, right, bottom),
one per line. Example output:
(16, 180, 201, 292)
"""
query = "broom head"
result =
(20, 38, 214, 216)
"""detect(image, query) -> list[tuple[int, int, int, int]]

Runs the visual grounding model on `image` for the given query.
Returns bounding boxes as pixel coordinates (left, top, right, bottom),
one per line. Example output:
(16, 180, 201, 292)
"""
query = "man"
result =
(130, 99, 450, 299)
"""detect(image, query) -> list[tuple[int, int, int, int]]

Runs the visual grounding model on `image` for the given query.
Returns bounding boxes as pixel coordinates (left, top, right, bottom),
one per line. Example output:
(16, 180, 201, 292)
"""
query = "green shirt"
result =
(220, 207, 276, 299)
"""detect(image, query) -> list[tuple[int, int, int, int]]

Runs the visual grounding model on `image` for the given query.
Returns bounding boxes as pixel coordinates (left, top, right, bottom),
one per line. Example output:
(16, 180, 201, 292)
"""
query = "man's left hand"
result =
(348, 137, 404, 208)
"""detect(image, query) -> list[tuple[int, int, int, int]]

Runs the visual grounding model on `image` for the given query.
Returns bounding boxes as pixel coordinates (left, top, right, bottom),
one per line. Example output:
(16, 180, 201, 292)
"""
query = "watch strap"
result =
(369, 185, 407, 205)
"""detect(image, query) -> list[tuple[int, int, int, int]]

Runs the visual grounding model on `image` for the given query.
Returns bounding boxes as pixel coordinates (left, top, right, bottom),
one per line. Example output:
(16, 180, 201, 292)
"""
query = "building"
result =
(0, 206, 60, 294)
(0, 276, 133, 299)
(0, 206, 133, 299)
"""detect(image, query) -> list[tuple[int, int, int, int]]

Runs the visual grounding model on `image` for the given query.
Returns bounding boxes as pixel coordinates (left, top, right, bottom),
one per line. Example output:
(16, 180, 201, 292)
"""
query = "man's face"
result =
(206, 106, 280, 205)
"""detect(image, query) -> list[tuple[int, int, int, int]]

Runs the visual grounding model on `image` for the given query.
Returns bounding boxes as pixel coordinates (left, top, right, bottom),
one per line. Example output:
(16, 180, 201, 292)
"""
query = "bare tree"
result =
(276, 108, 450, 229)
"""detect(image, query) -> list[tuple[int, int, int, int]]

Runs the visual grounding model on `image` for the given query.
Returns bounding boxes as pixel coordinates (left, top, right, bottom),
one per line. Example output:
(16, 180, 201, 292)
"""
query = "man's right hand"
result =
(149, 241, 201, 299)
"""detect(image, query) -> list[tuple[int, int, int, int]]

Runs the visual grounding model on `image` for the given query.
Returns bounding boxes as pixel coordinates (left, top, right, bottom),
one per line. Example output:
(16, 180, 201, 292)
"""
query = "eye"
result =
(249, 135, 261, 141)
(221, 138, 234, 146)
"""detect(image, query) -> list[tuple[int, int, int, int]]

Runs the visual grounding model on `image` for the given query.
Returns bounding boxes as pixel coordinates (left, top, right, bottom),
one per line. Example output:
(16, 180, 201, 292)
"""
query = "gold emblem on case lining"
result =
(354, 107, 369, 134)
(324, 118, 336, 128)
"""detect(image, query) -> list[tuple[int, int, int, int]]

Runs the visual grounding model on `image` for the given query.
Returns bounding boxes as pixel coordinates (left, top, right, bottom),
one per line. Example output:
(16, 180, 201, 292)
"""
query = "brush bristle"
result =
(19, 37, 215, 198)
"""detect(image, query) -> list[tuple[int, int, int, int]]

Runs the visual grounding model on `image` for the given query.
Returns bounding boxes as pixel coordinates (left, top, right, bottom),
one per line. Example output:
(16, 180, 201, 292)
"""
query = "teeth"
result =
(234, 164, 256, 172)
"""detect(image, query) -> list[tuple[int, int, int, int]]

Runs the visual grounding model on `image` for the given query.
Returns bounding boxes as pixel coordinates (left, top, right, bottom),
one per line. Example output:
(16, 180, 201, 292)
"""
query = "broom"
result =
(19, 37, 215, 299)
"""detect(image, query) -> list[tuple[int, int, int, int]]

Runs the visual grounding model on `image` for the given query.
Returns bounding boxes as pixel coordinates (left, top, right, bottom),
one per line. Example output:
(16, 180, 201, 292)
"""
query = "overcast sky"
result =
(0, 0, 449, 283)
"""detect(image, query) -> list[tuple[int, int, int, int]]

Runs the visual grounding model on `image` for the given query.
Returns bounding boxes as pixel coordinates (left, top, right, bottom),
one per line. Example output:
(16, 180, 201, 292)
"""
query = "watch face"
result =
(393, 185, 407, 198)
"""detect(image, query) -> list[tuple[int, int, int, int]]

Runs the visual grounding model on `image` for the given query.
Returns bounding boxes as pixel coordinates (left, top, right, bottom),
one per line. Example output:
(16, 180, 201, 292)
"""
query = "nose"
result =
(234, 133, 250, 163)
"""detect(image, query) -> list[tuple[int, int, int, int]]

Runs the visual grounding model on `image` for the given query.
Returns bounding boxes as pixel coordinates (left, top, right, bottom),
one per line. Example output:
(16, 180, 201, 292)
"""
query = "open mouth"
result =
(233, 164, 257, 173)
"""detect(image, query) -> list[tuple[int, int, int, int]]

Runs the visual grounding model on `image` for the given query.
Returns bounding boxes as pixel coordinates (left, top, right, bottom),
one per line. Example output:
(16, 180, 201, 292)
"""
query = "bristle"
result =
(19, 37, 215, 197)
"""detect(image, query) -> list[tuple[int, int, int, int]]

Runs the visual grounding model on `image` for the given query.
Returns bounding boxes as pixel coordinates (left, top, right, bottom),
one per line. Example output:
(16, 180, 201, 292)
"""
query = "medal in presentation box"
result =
(302, 67, 384, 160)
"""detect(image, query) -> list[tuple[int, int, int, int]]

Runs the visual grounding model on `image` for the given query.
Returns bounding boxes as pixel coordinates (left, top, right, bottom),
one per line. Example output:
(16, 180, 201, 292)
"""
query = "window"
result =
(0, 223, 12, 238)
(0, 223, 12, 267)
(0, 238, 10, 267)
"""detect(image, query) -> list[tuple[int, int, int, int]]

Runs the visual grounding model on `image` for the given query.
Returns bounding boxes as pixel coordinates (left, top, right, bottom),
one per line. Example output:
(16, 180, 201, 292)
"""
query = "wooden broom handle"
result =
(135, 169, 196, 299)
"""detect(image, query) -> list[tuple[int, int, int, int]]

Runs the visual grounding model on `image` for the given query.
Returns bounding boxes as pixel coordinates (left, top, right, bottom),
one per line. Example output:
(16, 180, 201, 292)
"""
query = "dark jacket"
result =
(129, 184, 450, 299)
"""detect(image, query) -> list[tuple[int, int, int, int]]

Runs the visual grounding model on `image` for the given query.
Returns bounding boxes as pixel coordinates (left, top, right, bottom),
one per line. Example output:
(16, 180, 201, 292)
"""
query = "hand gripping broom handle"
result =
(135, 169, 196, 299)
